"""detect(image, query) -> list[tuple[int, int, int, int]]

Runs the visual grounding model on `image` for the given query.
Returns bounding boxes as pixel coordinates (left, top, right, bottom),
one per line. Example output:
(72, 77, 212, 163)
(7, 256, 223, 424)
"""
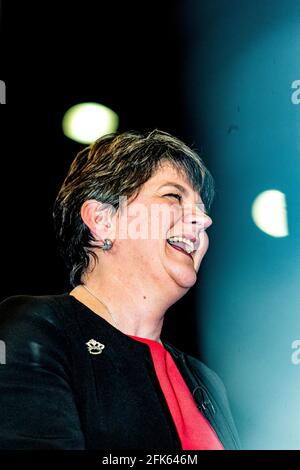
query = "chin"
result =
(177, 272, 198, 289)
(163, 243, 202, 288)
(166, 262, 198, 290)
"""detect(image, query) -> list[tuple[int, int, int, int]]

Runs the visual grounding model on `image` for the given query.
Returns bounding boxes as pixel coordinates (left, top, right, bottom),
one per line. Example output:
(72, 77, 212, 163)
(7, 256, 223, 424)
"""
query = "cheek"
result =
(117, 240, 156, 274)
(148, 206, 177, 240)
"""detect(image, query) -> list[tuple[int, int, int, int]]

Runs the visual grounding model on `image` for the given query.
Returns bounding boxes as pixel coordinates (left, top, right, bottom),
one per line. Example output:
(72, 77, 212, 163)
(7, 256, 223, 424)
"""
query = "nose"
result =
(201, 213, 213, 230)
(183, 206, 213, 231)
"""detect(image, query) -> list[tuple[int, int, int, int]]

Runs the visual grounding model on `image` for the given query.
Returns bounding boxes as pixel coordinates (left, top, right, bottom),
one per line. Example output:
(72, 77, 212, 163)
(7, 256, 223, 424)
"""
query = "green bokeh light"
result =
(62, 102, 119, 144)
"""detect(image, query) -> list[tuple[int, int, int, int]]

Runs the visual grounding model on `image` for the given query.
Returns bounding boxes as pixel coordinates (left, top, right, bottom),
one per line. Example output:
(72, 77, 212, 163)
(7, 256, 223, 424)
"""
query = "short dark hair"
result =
(53, 129, 215, 287)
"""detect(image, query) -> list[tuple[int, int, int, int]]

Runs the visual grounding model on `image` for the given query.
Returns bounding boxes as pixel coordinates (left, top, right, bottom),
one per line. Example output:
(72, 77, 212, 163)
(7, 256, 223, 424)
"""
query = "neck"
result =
(71, 267, 178, 343)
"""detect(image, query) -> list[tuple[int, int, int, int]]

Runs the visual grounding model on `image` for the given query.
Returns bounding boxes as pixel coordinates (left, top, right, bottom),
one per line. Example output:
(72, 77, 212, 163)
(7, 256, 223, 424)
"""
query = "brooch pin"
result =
(86, 339, 105, 355)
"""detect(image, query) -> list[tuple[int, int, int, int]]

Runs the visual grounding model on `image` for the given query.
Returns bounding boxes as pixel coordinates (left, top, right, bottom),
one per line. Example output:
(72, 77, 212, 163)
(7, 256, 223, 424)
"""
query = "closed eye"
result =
(164, 193, 182, 201)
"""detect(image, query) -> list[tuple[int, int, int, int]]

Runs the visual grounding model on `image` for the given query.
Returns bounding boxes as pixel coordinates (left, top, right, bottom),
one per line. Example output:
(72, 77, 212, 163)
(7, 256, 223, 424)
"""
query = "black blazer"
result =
(0, 293, 240, 450)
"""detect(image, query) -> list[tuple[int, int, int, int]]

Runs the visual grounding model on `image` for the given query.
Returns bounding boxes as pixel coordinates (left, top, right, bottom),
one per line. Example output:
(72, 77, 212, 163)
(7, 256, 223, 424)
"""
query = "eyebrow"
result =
(157, 182, 205, 209)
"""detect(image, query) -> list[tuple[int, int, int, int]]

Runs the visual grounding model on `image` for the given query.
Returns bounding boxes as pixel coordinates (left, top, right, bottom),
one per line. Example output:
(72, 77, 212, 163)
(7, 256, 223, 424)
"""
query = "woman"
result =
(0, 130, 240, 450)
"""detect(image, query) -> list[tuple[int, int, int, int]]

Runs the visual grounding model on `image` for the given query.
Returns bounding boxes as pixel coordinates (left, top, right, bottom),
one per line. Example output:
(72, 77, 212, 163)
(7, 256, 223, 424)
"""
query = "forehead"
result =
(147, 161, 195, 188)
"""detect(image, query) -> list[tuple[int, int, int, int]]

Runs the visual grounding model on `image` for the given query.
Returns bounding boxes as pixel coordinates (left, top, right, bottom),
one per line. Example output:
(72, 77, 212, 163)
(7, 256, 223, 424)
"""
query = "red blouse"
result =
(127, 335, 224, 450)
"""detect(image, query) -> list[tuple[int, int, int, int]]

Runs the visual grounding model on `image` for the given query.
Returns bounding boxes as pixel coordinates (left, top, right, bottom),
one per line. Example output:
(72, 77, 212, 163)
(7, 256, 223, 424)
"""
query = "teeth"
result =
(167, 236, 195, 254)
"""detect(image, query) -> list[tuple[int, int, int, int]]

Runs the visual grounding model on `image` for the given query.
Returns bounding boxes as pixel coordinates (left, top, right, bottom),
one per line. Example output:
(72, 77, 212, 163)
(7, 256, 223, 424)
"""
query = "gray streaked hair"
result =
(53, 129, 215, 287)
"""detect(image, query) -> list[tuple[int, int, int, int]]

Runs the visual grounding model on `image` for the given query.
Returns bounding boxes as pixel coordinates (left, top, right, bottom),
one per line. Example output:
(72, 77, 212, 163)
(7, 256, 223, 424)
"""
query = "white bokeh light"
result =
(62, 102, 119, 144)
(251, 190, 289, 238)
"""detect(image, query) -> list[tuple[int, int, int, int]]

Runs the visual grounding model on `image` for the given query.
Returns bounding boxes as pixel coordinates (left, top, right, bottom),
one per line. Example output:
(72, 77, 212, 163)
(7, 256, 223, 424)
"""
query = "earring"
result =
(101, 238, 113, 251)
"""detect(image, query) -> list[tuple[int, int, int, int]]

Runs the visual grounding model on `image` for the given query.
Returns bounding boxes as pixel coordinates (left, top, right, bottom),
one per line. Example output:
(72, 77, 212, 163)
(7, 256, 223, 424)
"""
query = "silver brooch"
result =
(86, 339, 105, 355)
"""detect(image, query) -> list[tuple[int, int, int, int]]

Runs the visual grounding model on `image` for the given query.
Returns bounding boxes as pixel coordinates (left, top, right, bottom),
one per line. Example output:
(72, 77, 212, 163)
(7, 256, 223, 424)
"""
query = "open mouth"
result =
(166, 236, 196, 260)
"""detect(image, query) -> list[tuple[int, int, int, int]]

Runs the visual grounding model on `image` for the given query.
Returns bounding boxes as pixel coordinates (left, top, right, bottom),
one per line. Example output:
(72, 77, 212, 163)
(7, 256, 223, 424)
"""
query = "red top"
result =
(127, 335, 224, 450)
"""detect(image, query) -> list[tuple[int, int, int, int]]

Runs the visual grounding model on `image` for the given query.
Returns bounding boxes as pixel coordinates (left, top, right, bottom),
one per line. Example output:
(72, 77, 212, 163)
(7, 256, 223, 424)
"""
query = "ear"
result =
(80, 199, 116, 241)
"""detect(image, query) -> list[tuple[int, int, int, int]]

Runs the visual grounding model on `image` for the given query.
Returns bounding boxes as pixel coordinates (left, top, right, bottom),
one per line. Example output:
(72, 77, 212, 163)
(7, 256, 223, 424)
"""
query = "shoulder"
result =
(164, 340, 226, 397)
(184, 351, 228, 400)
(0, 295, 85, 448)
(0, 294, 67, 335)
(0, 294, 72, 372)
(164, 340, 241, 449)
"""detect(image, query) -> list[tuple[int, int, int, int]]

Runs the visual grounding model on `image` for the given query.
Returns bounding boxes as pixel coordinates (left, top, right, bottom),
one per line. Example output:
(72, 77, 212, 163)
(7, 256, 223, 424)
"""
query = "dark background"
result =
(0, 1, 204, 355)
(2, 0, 300, 449)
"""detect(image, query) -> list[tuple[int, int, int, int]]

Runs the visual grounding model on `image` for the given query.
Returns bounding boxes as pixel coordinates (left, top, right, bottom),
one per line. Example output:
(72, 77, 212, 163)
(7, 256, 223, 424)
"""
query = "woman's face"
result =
(113, 161, 213, 297)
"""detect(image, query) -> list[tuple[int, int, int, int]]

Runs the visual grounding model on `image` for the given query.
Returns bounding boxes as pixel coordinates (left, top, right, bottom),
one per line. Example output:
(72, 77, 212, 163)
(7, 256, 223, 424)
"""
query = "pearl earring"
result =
(101, 238, 113, 251)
